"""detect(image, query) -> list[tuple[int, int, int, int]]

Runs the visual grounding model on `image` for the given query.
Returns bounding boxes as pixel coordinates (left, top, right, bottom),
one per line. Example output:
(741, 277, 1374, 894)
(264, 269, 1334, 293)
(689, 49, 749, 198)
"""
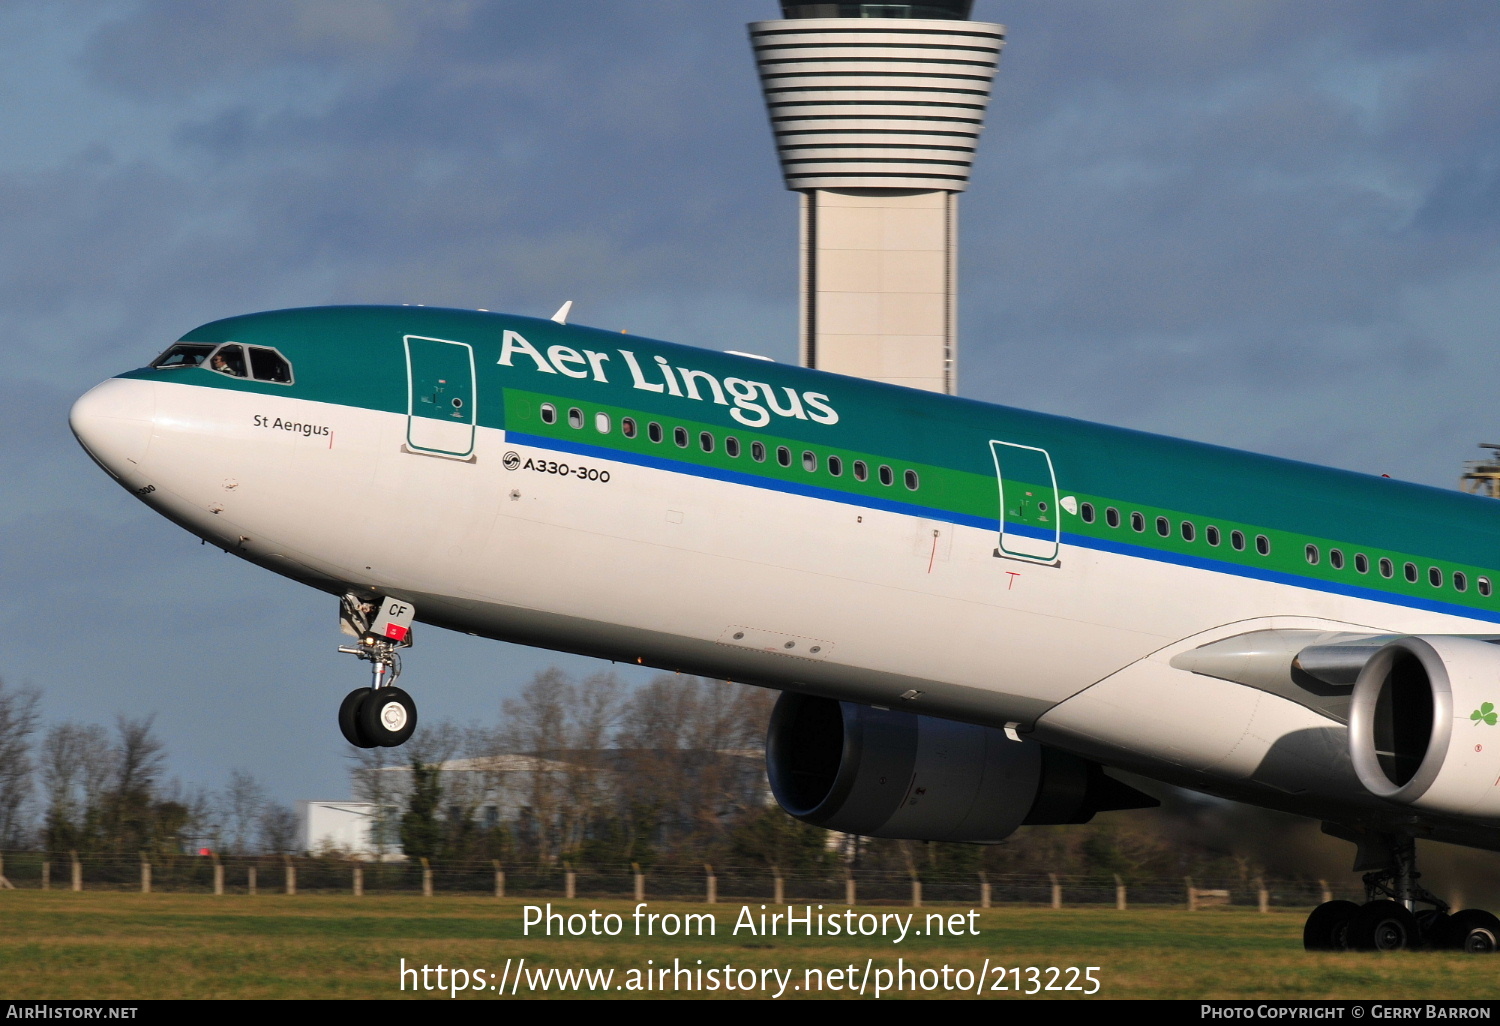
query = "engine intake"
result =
(766, 693, 1154, 843)
(1349, 636, 1500, 818)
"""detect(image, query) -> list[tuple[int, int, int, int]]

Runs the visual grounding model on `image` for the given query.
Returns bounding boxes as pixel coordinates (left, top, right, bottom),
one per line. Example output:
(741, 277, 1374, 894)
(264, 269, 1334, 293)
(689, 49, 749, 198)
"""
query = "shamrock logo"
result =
(1472, 702, 1498, 726)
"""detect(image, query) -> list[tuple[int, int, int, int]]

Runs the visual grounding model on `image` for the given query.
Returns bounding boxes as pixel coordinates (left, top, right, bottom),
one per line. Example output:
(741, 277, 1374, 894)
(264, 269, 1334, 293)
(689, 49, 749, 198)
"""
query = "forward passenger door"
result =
(404, 335, 476, 459)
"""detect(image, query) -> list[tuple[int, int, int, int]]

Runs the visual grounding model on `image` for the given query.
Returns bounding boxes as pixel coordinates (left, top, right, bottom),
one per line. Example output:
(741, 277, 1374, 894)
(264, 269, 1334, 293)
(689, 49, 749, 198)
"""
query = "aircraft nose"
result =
(70, 377, 156, 479)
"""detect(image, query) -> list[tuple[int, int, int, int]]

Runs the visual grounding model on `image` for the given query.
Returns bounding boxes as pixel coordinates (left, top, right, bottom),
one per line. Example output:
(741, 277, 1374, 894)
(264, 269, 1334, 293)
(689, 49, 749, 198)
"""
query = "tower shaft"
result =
(751, 8, 1004, 394)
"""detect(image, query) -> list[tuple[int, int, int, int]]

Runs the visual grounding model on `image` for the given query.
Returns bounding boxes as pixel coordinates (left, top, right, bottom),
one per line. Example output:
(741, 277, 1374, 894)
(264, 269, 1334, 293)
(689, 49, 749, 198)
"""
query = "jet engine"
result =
(1349, 636, 1500, 818)
(766, 693, 1156, 843)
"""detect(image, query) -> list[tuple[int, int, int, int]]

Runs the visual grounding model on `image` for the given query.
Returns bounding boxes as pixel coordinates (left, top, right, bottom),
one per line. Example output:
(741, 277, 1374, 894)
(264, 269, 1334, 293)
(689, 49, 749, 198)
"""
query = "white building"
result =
(297, 800, 390, 859)
(297, 754, 579, 858)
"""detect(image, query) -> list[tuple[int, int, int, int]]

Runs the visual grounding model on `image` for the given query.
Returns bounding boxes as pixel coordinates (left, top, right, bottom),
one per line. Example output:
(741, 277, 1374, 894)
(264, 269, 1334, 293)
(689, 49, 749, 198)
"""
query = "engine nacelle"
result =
(766, 693, 1152, 843)
(1349, 636, 1500, 819)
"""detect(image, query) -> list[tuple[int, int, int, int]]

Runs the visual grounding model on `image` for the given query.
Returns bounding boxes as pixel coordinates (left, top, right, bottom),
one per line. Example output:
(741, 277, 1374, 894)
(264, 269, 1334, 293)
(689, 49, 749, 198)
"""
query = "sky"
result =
(4, 0, 1500, 811)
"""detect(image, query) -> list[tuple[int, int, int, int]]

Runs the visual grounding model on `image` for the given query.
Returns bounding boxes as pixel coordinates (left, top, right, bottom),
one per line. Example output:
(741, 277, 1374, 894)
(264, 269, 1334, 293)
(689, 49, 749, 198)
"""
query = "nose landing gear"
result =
(1304, 829, 1498, 953)
(336, 593, 419, 748)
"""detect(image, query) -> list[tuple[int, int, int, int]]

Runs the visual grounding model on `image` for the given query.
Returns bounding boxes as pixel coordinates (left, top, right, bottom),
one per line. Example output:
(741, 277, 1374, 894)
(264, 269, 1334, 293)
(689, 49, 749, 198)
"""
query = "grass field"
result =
(2, 892, 1497, 1000)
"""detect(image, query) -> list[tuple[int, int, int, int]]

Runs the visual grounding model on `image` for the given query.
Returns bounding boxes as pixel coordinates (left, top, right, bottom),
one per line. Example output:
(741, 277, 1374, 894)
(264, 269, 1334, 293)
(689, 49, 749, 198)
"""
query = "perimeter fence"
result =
(0, 850, 1359, 910)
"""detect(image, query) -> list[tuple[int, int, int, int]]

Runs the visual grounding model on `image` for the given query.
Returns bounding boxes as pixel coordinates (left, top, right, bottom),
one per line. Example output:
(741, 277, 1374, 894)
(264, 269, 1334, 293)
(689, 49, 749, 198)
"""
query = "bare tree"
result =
(558, 672, 623, 854)
(0, 678, 40, 847)
(40, 722, 114, 851)
(258, 802, 300, 854)
(615, 676, 774, 855)
(100, 716, 168, 853)
(349, 744, 400, 859)
(173, 783, 216, 855)
(498, 668, 575, 860)
(492, 669, 628, 860)
(218, 770, 266, 855)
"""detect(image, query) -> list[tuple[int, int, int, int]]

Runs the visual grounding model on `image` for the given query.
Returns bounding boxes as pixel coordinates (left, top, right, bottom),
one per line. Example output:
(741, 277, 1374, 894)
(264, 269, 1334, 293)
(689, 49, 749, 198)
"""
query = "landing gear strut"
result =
(336, 593, 418, 748)
(1304, 828, 1498, 952)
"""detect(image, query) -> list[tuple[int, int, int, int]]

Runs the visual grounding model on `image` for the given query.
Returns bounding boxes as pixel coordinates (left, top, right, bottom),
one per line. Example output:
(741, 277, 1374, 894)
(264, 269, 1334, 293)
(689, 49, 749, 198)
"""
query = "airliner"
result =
(70, 302, 1500, 953)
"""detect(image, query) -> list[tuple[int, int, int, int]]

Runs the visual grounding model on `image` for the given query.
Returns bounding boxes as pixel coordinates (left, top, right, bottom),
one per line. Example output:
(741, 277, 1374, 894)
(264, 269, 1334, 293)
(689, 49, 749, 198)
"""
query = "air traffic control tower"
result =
(750, 2, 1004, 394)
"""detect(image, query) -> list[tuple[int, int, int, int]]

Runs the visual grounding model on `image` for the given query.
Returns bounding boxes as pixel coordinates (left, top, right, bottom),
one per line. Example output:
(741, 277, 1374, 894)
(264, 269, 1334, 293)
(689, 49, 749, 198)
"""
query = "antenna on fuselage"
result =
(1460, 443, 1500, 497)
(550, 300, 574, 325)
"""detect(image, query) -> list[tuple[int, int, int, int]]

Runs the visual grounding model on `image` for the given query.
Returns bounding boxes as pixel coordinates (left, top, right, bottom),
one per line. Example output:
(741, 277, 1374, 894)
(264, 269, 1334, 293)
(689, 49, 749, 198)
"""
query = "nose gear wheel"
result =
(335, 592, 420, 749)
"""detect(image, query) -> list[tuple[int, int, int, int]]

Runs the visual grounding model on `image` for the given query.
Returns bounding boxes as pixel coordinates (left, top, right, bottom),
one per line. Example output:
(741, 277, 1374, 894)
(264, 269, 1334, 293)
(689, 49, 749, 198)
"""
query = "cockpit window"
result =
(247, 346, 293, 384)
(152, 340, 295, 384)
(162, 342, 295, 385)
(151, 343, 215, 369)
(208, 344, 248, 378)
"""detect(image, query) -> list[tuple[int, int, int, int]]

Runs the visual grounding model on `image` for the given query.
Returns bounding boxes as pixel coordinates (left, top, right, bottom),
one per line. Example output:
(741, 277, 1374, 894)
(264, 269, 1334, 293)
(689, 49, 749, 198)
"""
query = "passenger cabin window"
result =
(853, 460, 868, 482)
(878, 465, 893, 487)
(648, 422, 663, 443)
(1403, 562, 1418, 584)
(1429, 566, 1443, 588)
(622, 417, 638, 439)
(1355, 553, 1369, 574)
(752, 441, 767, 463)
(595, 412, 611, 434)
(700, 432, 715, 453)
(568, 408, 584, 429)
(1155, 516, 1169, 538)
(828, 455, 843, 476)
(1106, 507, 1120, 529)
(1255, 535, 1271, 556)
(802, 451, 817, 473)
(776, 446, 792, 468)
(1480, 577, 1493, 597)
(1379, 558, 1393, 579)
(1231, 530, 1246, 551)
(540, 403, 557, 425)
(674, 426, 689, 448)
(1081, 502, 1095, 524)
(1180, 521, 1195, 542)
(1206, 525, 1220, 546)
(1131, 512, 1145, 533)
(904, 469, 919, 491)
(1305, 544, 1319, 566)
(1330, 549, 1344, 570)
(726, 437, 741, 458)
(1455, 571, 1468, 592)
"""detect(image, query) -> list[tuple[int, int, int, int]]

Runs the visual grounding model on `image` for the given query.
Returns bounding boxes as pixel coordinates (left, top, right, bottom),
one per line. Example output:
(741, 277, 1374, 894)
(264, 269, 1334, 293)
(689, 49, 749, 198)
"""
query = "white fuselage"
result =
(71, 373, 1500, 830)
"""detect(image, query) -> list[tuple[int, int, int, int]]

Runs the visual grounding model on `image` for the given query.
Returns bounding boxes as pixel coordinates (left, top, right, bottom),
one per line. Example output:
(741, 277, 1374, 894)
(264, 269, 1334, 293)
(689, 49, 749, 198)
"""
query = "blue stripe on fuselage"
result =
(508, 429, 1500, 626)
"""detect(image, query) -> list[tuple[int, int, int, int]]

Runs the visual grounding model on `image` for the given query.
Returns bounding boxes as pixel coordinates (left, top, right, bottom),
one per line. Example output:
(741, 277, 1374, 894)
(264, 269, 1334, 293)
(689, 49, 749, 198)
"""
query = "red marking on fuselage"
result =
(1006, 571, 1020, 590)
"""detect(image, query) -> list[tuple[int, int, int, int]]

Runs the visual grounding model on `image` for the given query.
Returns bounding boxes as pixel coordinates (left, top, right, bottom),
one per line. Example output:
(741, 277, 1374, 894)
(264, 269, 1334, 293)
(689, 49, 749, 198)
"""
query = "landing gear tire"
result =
(339, 688, 376, 749)
(1440, 909, 1500, 953)
(1304, 900, 1360, 951)
(358, 685, 417, 747)
(1348, 899, 1419, 952)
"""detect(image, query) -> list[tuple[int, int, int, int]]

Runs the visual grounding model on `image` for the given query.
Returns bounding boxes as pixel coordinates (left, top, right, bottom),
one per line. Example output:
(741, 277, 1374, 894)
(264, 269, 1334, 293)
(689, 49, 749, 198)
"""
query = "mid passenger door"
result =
(405, 335, 476, 459)
(990, 439, 1060, 563)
